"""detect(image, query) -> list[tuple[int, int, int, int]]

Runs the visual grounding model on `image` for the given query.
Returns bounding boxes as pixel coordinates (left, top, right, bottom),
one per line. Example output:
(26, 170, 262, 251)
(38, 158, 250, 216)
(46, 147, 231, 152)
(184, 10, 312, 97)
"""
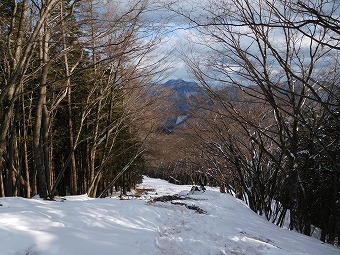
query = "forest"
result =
(0, 0, 339, 246)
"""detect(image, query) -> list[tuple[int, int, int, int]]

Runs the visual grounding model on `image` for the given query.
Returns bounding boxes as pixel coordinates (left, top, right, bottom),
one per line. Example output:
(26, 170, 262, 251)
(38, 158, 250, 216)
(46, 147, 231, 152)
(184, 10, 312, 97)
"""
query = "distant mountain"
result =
(163, 79, 201, 96)
(160, 79, 203, 132)
(163, 79, 202, 113)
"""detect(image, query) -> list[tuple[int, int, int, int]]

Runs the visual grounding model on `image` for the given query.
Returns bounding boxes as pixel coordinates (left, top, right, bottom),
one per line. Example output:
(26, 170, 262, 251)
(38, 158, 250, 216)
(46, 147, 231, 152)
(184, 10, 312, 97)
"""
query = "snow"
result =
(0, 176, 338, 255)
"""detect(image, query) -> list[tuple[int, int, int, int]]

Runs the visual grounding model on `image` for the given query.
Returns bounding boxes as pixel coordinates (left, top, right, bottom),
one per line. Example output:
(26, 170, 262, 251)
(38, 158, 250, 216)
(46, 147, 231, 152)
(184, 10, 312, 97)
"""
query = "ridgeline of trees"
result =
(1, 0, 339, 246)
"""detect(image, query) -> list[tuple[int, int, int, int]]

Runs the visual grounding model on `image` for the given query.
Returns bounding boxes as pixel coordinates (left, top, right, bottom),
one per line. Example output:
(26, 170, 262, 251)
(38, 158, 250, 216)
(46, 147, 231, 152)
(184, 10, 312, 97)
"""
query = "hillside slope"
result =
(0, 177, 338, 255)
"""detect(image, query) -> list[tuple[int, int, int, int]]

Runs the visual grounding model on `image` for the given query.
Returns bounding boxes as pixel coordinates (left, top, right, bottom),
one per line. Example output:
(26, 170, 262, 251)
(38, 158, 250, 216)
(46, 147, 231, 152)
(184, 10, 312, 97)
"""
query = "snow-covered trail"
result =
(0, 176, 338, 255)
(142, 178, 336, 255)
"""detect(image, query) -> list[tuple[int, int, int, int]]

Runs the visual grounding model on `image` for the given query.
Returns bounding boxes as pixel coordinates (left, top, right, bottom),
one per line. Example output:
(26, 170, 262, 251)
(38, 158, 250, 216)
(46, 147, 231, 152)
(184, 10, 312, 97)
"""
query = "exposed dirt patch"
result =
(171, 201, 207, 214)
(150, 195, 186, 202)
(149, 195, 207, 214)
(134, 188, 156, 197)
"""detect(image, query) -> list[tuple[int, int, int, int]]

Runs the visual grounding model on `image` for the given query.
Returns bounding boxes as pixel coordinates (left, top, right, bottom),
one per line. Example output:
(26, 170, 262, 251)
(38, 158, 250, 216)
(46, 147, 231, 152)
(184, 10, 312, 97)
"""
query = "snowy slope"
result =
(0, 177, 338, 255)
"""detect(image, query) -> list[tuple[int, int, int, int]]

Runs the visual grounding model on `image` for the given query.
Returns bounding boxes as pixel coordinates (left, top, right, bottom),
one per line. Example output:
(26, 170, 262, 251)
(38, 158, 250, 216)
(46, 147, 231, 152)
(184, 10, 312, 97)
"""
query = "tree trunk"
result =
(7, 116, 15, 196)
(42, 101, 51, 195)
(60, 1, 78, 195)
(0, 101, 16, 197)
(33, 26, 50, 199)
(0, 167, 4, 197)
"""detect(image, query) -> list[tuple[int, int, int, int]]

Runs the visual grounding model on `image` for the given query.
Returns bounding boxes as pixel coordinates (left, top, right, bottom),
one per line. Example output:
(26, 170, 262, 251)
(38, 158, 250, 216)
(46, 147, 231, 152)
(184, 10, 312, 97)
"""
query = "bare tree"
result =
(171, 0, 339, 243)
(0, 0, 169, 199)
(0, 0, 62, 197)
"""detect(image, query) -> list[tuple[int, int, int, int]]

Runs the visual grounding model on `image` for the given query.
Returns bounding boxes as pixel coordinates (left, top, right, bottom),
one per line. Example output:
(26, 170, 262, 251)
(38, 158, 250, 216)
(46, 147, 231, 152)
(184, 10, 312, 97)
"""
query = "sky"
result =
(142, 0, 206, 82)
(143, 0, 340, 84)
(100, 0, 340, 85)
(0, 176, 339, 255)
(103, 0, 198, 81)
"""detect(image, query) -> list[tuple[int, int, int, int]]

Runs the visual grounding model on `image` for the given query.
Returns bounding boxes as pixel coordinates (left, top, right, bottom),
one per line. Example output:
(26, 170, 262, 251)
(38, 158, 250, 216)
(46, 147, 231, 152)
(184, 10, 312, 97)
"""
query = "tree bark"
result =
(33, 25, 50, 199)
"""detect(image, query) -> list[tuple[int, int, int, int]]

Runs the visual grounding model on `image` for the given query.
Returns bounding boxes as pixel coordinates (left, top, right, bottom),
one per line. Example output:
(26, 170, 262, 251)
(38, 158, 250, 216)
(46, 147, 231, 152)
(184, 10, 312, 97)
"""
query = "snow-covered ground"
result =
(0, 176, 338, 255)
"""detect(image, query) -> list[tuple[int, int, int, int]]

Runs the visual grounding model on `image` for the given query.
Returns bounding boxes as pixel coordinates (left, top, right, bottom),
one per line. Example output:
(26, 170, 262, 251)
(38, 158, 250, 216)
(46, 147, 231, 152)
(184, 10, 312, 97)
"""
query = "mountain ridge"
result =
(161, 79, 202, 132)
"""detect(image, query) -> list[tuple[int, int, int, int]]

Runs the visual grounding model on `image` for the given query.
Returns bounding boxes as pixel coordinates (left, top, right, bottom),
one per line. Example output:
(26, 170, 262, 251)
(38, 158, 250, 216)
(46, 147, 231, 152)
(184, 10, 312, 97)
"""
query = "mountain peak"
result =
(164, 79, 197, 87)
(163, 79, 200, 94)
